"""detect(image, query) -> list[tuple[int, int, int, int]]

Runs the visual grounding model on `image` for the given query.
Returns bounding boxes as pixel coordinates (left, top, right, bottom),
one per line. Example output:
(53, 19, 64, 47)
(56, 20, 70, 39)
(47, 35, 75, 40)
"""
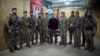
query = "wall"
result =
(92, 9, 100, 38)
(0, 0, 2, 21)
(0, 0, 28, 51)
(0, 0, 5, 51)
(52, 8, 84, 18)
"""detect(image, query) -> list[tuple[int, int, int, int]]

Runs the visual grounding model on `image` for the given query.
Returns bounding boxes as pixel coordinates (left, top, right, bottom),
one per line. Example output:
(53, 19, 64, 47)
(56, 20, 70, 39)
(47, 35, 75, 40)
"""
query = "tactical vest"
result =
(84, 17, 95, 30)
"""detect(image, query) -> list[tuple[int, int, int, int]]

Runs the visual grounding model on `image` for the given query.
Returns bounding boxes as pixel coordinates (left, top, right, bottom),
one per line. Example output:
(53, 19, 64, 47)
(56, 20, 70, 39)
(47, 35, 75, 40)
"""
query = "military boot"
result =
(9, 47, 14, 53)
(14, 46, 19, 50)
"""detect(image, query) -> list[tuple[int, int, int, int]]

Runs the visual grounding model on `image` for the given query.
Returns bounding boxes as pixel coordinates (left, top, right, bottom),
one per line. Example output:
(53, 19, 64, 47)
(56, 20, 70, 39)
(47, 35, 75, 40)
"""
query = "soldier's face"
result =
(24, 13, 27, 17)
(60, 14, 64, 17)
(63, 14, 65, 17)
(76, 13, 79, 17)
(51, 14, 55, 17)
(12, 10, 17, 15)
(45, 13, 48, 17)
(30, 13, 33, 16)
(45, 14, 47, 17)
(41, 14, 44, 17)
(71, 12, 74, 15)
(87, 12, 91, 16)
(39, 13, 42, 17)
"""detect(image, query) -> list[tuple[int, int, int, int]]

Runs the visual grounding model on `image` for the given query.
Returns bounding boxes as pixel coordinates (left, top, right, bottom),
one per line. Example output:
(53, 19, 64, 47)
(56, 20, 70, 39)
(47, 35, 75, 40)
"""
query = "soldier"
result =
(81, 9, 89, 46)
(35, 13, 44, 44)
(6, 8, 20, 53)
(43, 13, 49, 43)
(84, 10, 97, 52)
(59, 12, 68, 46)
(20, 11, 31, 48)
(48, 13, 59, 45)
(68, 11, 75, 44)
(73, 11, 82, 49)
(28, 11, 36, 45)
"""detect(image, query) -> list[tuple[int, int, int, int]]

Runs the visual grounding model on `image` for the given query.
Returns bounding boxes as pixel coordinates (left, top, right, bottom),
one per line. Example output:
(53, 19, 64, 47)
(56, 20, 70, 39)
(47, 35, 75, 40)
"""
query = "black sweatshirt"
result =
(48, 18, 58, 30)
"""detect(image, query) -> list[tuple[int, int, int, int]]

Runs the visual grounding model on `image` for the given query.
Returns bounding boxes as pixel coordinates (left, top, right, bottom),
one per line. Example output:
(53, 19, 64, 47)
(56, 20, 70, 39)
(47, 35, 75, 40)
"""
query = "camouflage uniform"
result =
(84, 17, 97, 51)
(43, 17, 49, 43)
(20, 17, 31, 47)
(35, 17, 44, 44)
(73, 16, 82, 48)
(59, 17, 68, 46)
(6, 14, 21, 52)
(68, 15, 75, 44)
(28, 16, 36, 45)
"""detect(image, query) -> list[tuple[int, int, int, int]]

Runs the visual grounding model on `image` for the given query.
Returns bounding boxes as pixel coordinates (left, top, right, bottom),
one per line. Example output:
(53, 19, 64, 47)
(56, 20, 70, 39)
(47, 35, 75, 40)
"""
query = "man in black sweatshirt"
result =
(48, 13, 59, 45)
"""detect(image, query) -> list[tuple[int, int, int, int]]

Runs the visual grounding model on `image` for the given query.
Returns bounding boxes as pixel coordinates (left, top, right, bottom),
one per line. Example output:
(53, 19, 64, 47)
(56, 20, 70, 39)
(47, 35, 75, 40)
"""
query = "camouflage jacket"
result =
(73, 16, 82, 30)
(59, 17, 68, 31)
(36, 17, 44, 30)
(83, 16, 97, 31)
(21, 16, 29, 29)
(6, 14, 21, 31)
(43, 17, 49, 30)
(68, 16, 75, 29)
(28, 16, 36, 29)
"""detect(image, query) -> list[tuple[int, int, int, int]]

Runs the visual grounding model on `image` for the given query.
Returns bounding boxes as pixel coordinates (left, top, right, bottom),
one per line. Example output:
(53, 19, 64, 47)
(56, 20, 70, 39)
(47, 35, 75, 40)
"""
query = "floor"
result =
(0, 36, 100, 56)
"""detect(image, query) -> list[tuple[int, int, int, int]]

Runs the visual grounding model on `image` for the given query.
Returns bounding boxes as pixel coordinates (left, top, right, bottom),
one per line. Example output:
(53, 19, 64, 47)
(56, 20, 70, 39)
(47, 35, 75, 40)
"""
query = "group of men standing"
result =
(5, 8, 97, 53)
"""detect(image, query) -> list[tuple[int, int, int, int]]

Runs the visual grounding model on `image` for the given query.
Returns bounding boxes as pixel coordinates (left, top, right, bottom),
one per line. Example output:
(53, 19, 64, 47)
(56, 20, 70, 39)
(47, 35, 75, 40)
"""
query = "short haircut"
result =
(12, 8, 17, 11)
(23, 11, 27, 13)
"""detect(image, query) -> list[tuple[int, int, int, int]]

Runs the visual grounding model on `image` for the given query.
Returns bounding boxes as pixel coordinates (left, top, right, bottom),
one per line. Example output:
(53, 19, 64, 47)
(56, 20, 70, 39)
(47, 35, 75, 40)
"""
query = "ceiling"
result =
(46, 0, 81, 3)
(41, 0, 100, 8)
(41, 0, 89, 8)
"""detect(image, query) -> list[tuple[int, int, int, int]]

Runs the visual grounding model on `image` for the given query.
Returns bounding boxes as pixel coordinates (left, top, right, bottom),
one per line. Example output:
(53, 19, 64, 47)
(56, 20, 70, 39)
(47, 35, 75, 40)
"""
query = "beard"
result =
(39, 16, 41, 18)
(31, 15, 33, 17)
(13, 12, 17, 15)
(87, 15, 92, 18)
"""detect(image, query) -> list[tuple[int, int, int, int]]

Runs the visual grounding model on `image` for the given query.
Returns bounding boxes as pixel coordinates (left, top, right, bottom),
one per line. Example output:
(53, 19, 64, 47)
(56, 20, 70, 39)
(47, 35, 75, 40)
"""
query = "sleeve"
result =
(56, 19, 59, 29)
(20, 17, 24, 26)
(81, 16, 85, 29)
(67, 17, 70, 29)
(18, 17, 22, 25)
(48, 19, 51, 29)
(43, 18, 47, 29)
(58, 19, 60, 29)
(93, 18, 97, 31)
(34, 18, 36, 27)
(79, 17, 83, 31)
(5, 16, 10, 30)
(65, 18, 68, 30)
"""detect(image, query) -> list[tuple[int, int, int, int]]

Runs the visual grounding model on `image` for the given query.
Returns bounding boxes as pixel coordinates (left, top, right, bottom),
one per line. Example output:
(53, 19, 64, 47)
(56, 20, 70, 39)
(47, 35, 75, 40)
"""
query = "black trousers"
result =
(82, 30, 86, 45)
(49, 29, 58, 44)
(69, 28, 74, 43)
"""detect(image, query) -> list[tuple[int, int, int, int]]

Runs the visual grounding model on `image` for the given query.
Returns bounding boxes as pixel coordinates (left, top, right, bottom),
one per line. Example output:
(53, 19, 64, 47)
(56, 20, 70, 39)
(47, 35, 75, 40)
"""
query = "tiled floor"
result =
(0, 37, 100, 56)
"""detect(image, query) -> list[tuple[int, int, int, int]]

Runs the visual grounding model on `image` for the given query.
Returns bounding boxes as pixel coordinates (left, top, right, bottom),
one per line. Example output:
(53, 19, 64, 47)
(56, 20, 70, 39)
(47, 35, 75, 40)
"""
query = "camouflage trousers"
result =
(8, 31, 19, 49)
(85, 31, 94, 49)
(73, 29, 81, 48)
(20, 29, 31, 47)
(35, 29, 44, 44)
(43, 29, 49, 43)
(30, 29, 35, 44)
(60, 30, 67, 44)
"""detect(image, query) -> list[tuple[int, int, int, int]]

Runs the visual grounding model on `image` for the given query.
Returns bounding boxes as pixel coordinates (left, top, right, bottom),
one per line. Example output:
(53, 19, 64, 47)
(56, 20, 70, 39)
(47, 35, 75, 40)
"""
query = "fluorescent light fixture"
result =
(67, 0, 80, 2)
(68, 0, 75, 1)
(65, 2, 70, 5)
(63, 0, 67, 2)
